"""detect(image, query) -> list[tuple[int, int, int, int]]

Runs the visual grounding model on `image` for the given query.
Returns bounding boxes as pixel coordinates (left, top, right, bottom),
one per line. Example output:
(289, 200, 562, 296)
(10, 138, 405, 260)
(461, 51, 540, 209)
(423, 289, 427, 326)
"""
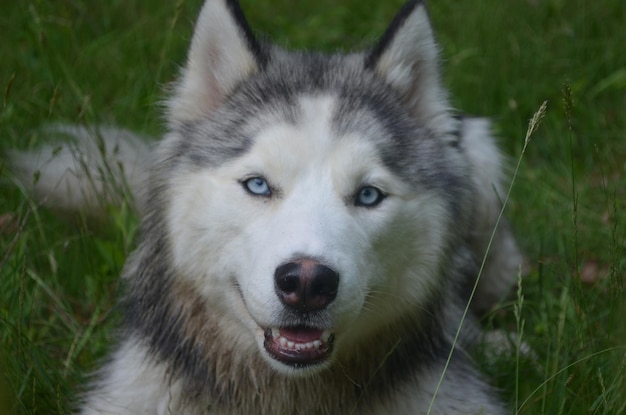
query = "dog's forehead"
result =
(170, 52, 460, 190)
(244, 94, 388, 174)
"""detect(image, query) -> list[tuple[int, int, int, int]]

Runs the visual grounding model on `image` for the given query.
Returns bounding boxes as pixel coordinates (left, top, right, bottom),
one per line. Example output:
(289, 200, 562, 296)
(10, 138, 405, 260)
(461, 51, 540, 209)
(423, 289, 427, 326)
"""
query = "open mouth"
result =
(263, 326, 335, 367)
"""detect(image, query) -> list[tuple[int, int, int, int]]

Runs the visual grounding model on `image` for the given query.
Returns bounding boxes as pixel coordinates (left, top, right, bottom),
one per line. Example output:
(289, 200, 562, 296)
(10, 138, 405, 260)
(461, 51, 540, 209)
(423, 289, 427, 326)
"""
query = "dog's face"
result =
(159, 0, 469, 374)
(165, 93, 454, 373)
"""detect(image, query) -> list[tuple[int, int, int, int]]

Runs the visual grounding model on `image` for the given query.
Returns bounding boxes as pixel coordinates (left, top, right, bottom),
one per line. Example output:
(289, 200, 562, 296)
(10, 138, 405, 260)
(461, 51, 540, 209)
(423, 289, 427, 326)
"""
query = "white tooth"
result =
(274, 331, 331, 352)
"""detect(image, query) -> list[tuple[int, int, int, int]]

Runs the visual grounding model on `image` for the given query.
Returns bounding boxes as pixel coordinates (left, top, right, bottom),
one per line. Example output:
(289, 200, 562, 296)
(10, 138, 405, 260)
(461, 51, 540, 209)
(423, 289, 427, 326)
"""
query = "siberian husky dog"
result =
(11, 0, 525, 413)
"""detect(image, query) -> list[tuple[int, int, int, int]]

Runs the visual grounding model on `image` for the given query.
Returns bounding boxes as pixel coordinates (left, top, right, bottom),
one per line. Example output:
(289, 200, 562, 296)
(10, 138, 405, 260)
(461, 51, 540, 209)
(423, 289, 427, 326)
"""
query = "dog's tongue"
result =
(279, 327, 324, 343)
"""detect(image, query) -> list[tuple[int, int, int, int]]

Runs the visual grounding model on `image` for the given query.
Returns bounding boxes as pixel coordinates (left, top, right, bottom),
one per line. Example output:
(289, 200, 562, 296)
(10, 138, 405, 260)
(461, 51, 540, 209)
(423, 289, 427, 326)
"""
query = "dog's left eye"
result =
(355, 186, 386, 207)
(243, 176, 271, 196)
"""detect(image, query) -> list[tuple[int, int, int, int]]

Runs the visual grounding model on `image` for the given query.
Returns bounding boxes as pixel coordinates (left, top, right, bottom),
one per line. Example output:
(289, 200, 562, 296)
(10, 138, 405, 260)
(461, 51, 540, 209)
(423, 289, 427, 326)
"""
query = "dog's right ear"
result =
(167, 0, 267, 123)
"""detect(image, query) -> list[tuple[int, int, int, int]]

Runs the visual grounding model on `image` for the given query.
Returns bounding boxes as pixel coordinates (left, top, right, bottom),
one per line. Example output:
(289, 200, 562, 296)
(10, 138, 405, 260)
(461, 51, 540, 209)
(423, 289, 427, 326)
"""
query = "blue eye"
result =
(355, 186, 386, 207)
(243, 176, 271, 196)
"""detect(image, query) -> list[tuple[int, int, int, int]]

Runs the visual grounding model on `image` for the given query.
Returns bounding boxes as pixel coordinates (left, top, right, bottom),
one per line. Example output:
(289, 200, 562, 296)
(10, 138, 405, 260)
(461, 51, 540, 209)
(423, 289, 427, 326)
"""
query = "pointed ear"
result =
(365, 0, 451, 131)
(167, 0, 267, 123)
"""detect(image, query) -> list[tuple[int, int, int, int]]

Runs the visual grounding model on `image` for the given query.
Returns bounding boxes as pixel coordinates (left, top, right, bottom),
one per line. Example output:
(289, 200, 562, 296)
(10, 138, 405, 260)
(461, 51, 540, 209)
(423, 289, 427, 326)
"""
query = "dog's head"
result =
(157, 0, 471, 375)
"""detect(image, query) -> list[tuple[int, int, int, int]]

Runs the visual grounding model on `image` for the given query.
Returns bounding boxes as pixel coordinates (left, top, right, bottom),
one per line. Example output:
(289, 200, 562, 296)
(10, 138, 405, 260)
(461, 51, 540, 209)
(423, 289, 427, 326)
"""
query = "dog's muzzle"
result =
(263, 259, 339, 366)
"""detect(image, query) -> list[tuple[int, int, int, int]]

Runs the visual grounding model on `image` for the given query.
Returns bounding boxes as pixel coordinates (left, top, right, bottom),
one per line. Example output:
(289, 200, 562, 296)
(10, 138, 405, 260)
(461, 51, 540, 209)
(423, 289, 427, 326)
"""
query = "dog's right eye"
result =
(243, 176, 271, 196)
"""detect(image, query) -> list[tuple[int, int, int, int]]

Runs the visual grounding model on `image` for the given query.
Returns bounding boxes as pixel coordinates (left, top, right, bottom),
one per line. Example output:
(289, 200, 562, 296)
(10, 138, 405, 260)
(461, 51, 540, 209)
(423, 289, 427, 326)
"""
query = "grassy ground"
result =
(1, 0, 625, 413)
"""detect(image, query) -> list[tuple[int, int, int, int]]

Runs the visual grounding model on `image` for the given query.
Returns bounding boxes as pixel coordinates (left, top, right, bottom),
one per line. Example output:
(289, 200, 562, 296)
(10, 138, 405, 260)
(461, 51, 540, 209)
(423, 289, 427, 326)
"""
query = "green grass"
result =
(1, 0, 625, 413)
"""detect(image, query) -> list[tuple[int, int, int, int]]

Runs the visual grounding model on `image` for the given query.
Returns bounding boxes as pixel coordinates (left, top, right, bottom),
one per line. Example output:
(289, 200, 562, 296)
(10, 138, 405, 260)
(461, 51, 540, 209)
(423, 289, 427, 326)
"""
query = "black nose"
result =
(274, 260, 339, 312)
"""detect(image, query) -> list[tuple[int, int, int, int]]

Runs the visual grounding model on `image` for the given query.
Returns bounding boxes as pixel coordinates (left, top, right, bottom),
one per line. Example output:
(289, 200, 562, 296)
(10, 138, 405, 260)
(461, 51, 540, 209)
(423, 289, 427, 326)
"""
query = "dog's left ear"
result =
(366, 0, 451, 132)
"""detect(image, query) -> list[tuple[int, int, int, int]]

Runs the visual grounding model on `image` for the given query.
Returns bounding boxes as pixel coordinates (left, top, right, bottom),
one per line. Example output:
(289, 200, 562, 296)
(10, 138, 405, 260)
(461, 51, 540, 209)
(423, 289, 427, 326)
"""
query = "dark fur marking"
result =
(225, 0, 269, 69)
(121, 238, 229, 403)
(173, 120, 252, 167)
(333, 83, 470, 222)
(449, 113, 464, 146)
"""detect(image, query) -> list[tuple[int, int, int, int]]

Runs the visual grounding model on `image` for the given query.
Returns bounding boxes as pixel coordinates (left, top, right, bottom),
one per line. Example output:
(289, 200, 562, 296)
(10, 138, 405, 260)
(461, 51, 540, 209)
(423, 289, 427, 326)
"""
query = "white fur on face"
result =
(166, 95, 450, 365)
